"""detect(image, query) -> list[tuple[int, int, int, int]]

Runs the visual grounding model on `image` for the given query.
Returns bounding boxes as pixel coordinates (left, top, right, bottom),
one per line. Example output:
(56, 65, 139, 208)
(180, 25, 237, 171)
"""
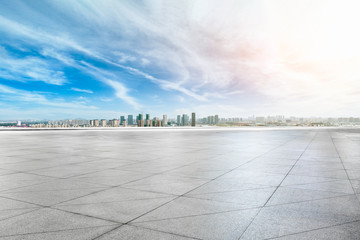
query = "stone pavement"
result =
(0, 128, 359, 239)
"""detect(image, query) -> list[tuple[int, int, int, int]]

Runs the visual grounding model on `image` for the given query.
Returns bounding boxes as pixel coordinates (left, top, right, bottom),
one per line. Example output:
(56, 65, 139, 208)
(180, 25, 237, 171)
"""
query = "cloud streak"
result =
(0, 46, 67, 85)
(0, 83, 96, 109)
(71, 88, 93, 94)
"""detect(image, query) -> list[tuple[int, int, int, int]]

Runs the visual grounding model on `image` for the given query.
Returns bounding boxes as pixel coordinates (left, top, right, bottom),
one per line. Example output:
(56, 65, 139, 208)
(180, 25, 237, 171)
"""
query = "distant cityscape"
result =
(1, 113, 360, 128)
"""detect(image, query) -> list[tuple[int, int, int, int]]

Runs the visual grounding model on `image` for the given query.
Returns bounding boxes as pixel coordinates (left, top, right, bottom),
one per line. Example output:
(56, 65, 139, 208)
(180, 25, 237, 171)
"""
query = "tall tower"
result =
(128, 115, 133, 125)
(138, 113, 144, 127)
(120, 116, 125, 125)
(191, 112, 196, 127)
(177, 115, 181, 126)
(162, 115, 168, 127)
(215, 115, 219, 125)
(182, 114, 188, 126)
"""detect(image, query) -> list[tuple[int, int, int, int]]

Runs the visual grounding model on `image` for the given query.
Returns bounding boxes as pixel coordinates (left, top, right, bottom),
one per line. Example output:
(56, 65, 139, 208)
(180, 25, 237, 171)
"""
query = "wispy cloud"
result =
(38, 48, 142, 109)
(0, 83, 96, 109)
(105, 79, 141, 110)
(0, 46, 67, 85)
(78, 61, 142, 110)
(71, 87, 93, 94)
(0, 8, 210, 102)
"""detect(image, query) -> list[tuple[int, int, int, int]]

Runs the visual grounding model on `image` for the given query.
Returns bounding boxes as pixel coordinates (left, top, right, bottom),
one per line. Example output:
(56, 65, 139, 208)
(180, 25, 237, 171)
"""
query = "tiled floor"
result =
(0, 128, 360, 239)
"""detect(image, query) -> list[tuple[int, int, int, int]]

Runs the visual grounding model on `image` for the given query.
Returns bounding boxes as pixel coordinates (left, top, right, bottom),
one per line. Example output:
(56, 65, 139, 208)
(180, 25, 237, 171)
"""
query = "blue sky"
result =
(1, 0, 360, 120)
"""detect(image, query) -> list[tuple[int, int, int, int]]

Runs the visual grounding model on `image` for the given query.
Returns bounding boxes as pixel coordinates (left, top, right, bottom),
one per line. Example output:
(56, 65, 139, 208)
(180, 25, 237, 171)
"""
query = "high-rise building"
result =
(177, 115, 181, 126)
(120, 116, 125, 125)
(182, 114, 189, 126)
(191, 112, 196, 127)
(215, 115, 219, 125)
(100, 119, 107, 127)
(146, 114, 150, 120)
(89, 120, 94, 127)
(162, 115, 167, 127)
(123, 120, 127, 127)
(128, 115, 133, 125)
(138, 114, 144, 127)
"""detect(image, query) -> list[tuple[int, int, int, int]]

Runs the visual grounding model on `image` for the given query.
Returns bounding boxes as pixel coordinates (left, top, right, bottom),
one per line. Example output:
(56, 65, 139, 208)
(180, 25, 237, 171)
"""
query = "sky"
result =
(1, 0, 360, 120)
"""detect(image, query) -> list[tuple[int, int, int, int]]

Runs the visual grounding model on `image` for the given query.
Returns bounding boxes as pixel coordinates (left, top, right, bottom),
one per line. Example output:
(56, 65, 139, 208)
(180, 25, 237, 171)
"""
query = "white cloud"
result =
(71, 87, 93, 94)
(104, 79, 141, 110)
(0, 48, 67, 85)
(78, 61, 142, 110)
(0, 9, 210, 102)
(0, 83, 96, 109)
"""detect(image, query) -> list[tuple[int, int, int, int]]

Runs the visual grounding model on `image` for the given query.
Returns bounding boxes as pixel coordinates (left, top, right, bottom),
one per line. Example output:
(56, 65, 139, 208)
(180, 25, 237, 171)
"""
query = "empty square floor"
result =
(0, 128, 360, 240)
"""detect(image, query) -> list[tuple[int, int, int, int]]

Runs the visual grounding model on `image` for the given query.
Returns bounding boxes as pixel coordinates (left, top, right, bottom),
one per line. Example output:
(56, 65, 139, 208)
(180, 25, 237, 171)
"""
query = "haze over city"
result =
(1, 0, 360, 120)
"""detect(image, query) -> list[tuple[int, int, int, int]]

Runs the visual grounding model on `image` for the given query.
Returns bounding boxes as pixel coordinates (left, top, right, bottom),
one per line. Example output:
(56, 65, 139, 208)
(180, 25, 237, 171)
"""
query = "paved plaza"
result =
(0, 128, 359, 239)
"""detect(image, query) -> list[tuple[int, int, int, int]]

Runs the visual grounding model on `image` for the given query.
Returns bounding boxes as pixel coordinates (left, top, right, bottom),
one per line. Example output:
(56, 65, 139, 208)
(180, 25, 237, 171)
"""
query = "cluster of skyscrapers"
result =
(86, 113, 197, 128)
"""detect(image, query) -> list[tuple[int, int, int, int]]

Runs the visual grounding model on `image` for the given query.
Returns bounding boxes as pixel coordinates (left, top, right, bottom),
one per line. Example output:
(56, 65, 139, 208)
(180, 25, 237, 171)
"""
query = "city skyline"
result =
(1, 0, 360, 119)
(4, 113, 360, 128)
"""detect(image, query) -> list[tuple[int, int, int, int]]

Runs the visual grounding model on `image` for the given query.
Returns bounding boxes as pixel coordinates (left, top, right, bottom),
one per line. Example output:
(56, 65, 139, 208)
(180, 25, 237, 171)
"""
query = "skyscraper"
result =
(128, 115, 133, 125)
(177, 115, 181, 126)
(191, 112, 196, 127)
(215, 115, 219, 125)
(138, 113, 144, 127)
(182, 114, 189, 126)
(120, 116, 125, 125)
(162, 115, 167, 127)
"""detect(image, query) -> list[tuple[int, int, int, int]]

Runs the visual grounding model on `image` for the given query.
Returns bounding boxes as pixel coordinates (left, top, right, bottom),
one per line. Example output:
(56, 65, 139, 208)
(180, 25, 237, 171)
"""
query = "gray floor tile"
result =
(0, 188, 105, 206)
(272, 221, 360, 240)
(133, 196, 251, 223)
(0, 208, 38, 221)
(0, 226, 117, 240)
(266, 187, 349, 206)
(240, 195, 360, 239)
(187, 180, 272, 195)
(123, 180, 208, 195)
(97, 225, 195, 240)
(55, 197, 175, 223)
(0, 208, 116, 236)
(2, 179, 108, 192)
(186, 187, 276, 207)
(281, 175, 337, 186)
(0, 197, 38, 210)
(288, 180, 354, 194)
(57, 187, 173, 205)
(134, 208, 260, 240)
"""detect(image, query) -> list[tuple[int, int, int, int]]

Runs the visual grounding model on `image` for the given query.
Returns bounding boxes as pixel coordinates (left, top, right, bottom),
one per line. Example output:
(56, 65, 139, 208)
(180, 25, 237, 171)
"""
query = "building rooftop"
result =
(0, 128, 359, 239)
